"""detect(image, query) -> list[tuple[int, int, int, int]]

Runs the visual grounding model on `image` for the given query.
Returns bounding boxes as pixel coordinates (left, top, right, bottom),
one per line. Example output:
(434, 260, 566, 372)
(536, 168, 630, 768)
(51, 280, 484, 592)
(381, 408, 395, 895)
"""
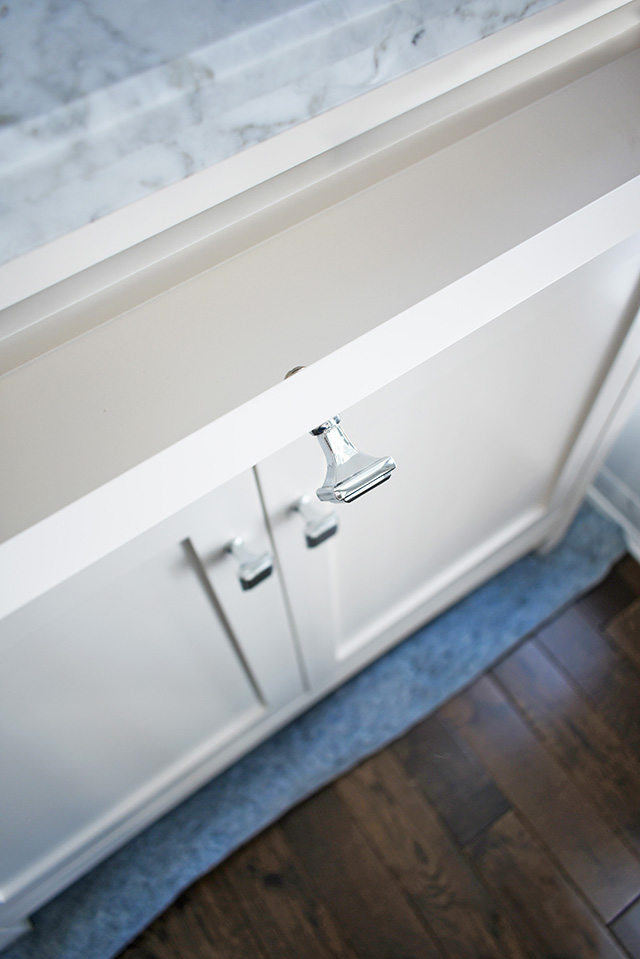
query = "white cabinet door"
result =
(257, 234, 640, 688)
(0, 470, 303, 912)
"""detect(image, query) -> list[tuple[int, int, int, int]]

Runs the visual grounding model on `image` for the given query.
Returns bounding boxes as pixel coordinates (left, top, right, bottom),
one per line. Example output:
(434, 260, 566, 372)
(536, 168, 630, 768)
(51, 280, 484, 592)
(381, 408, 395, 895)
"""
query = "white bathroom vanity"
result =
(1, 0, 640, 946)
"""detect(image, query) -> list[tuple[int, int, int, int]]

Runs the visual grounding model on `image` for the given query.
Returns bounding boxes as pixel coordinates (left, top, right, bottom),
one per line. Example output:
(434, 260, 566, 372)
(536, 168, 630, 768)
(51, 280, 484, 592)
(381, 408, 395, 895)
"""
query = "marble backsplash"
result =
(0, 0, 562, 267)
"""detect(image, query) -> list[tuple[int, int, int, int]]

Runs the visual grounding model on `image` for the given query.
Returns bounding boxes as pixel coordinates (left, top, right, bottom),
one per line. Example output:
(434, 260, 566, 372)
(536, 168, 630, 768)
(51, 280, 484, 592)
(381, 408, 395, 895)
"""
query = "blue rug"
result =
(6, 502, 626, 959)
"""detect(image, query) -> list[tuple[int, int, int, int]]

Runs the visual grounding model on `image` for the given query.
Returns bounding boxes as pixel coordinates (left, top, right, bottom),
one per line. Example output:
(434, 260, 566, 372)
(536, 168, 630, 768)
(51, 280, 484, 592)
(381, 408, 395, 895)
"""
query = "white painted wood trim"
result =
(0, 0, 636, 318)
(594, 466, 640, 533)
(1, 174, 639, 621)
(0, 702, 267, 906)
(0, 920, 31, 951)
(541, 297, 640, 551)
(589, 476, 640, 562)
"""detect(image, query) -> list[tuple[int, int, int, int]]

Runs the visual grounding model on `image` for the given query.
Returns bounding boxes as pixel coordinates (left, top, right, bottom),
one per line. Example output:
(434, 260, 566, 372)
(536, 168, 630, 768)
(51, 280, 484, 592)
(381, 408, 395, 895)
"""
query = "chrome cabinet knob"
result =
(226, 536, 273, 590)
(283, 369, 396, 505)
(292, 495, 339, 548)
(312, 415, 396, 504)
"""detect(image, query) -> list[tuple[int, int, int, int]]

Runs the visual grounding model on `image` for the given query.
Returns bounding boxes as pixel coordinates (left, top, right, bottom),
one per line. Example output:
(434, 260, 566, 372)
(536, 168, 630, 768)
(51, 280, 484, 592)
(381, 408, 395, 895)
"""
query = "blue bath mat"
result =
(5, 501, 626, 959)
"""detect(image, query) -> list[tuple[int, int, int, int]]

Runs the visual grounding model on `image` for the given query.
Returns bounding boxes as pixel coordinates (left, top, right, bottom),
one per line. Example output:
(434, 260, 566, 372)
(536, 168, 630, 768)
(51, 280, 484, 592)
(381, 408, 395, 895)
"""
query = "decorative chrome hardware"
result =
(226, 536, 273, 590)
(312, 415, 396, 504)
(292, 495, 339, 548)
(283, 367, 396, 504)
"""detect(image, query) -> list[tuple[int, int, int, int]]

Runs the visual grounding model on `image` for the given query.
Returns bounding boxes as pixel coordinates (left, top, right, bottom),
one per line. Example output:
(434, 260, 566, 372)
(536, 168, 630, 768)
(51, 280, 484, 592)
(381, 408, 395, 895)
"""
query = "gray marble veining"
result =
(0, 0, 563, 268)
(0, 0, 315, 124)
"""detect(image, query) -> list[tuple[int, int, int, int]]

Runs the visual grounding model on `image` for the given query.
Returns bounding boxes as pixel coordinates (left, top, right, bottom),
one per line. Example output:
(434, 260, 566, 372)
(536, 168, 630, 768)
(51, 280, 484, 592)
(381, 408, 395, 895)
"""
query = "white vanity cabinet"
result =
(0, 470, 303, 922)
(257, 232, 640, 686)
(2, 2, 640, 947)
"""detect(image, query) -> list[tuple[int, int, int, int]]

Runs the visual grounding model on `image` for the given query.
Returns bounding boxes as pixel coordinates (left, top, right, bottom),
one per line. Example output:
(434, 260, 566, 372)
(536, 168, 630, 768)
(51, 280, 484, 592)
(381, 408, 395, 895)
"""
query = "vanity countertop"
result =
(0, 0, 563, 269)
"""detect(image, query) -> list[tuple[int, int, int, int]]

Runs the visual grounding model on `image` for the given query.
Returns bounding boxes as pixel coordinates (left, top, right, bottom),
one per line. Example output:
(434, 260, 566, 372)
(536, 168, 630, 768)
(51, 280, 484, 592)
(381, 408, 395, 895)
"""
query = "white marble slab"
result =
(0, 0, 562, 267)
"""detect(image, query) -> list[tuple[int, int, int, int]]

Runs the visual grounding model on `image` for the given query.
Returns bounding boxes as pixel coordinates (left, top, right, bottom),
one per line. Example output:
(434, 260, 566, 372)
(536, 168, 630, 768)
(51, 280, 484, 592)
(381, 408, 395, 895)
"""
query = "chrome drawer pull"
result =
(226, 537, 273, 590)
(284, 368, 396, 504)
(292, 495, 339, 548)
(312, 415, 396, 504)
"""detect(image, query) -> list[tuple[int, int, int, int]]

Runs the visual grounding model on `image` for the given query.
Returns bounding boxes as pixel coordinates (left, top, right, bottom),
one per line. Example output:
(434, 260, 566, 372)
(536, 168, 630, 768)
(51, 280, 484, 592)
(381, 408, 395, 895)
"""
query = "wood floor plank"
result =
(616, 556, 640, 596)
(117, 560, 640, 959)
(468, 810, 629, 959)
(221, 824, 358, 959)
(280, 784, 445, 959)
(608, 597, 640, 672)
(493, 637, 640, 857)
(578, 568, 638, 628)
(612, 897, 640, 957)
(441, 675, 640, 922)
(391, 713, 509, 844)
(117, 870, 268, 959)
(616, 556, 640, 595)
(537, 606, 640, 754)
(336, 750, 535, 959)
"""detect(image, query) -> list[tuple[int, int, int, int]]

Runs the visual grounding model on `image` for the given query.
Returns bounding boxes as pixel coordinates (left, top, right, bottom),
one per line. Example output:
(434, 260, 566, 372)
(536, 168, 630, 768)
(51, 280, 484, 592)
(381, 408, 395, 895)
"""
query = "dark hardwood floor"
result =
(118, 554, 640, 959)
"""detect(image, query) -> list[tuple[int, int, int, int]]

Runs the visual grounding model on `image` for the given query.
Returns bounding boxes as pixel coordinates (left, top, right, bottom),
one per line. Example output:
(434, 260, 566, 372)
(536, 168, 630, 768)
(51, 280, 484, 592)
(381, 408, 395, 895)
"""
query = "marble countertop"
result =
(0, 0, 563, 268)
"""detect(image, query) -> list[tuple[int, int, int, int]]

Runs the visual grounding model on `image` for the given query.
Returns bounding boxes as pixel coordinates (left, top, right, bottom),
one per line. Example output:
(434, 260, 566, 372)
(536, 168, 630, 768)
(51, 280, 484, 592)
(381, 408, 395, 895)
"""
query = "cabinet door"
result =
(257, 236, 640, 687)
(0, 470, 303, 907)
